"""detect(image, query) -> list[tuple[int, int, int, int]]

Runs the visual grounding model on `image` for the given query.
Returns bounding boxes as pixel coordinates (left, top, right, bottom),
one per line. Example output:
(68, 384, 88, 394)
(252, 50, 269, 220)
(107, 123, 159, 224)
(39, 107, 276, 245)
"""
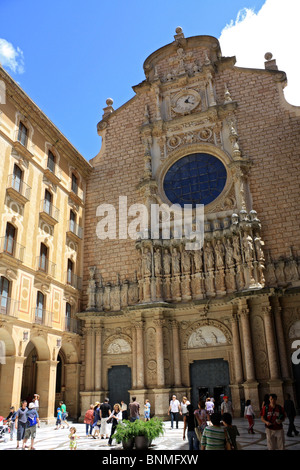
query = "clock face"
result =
(172, 91, 200, 114)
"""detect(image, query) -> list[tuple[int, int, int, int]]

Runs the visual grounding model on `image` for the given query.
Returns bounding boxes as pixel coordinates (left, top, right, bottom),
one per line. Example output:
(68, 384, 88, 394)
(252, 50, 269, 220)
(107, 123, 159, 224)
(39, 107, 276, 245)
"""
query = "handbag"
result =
(224, 428, 234, 450)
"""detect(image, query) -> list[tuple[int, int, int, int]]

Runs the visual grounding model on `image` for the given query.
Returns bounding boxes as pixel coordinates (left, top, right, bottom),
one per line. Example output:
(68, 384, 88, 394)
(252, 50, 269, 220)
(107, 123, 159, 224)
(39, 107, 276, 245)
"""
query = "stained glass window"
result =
(163, 153, 227, 207)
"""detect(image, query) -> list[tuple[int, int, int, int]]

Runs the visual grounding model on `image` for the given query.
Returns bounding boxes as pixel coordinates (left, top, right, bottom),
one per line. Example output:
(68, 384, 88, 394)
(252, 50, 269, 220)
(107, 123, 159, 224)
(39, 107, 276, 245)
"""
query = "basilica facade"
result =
(0, 29, 300, 422)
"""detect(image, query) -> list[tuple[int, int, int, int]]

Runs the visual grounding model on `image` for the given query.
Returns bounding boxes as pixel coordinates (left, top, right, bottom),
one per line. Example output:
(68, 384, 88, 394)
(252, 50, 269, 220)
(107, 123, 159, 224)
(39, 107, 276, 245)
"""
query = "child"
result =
(6, 406, 17, 441)
(144, 399, 151, 421)
(69, 426, 78, 450)
(222, 412, 240, 450)
(55, 407, 62, 430)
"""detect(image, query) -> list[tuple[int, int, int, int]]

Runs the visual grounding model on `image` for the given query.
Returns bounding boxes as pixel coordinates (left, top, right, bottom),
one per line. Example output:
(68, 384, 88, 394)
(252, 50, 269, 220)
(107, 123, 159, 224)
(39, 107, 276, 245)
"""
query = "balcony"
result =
(67, 220, 83, 241)
(33, 307, 53, 327)
(39, 199, 60, 225)
(36, 256, 56, 278)
(0, 237, 25, 263)
(6, 174, 31, 205)
(65, 272, 82, 290)
(13, 130, 34, 161)
(0, 296, 19, 317)
(44, 164, 62, 185)
(64, 316, 80, 334)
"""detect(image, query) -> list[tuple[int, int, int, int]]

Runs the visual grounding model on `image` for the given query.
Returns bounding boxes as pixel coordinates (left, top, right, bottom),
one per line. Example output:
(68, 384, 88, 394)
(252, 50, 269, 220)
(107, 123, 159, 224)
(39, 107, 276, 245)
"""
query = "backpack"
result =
(27, 413, 37, 427)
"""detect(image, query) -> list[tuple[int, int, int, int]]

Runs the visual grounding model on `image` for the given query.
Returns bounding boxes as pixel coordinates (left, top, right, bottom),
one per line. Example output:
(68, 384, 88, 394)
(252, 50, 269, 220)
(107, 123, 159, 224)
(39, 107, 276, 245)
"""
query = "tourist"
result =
(284, 393, 299, 437)
(54, 407, 62, 430)
(121, 400, 128, 420)
(244, 399, 255, 434)
(68, 426, 78, 450)
(194, 400, 208, 437)
(108, 403, 122, 446)
(6, 406, 17, 441)
(84, 404, 95, 437)
(205, 397, 214, 416)
(22, 402, 40, 450)
(261, 393, 286, 450)
(183, 404, 199, 450)
(168, 395, 181, 429)
(100, 398, 112, 439)
(60, 401, 69, 429)
(260, 394, 270, 416)
(92, 402, 101, 438)
(222, 412, 240, 449)
(221, 396, 234, 417)
(201, 412, 229, 450)
(180, 397, 190, 419)
(144, 399, 151, 421)
(15, 400, 28, 449)
(33, 394, 40, 413)
(129, 396, 140, 422)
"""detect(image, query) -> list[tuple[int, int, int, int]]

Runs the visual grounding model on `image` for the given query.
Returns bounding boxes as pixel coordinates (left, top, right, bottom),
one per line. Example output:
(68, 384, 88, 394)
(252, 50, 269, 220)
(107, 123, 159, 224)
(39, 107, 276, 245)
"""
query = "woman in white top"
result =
(108, 404, 122, 446)
(180, 397, 190, 417)
(205, 398, 214, 416)
(244, 399, 255, 434)
(33, 394, 40, 412)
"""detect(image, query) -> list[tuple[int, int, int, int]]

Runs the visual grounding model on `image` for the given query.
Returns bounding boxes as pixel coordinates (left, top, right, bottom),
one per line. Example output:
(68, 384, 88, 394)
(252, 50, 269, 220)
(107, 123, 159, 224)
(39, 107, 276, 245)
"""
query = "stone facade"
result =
(0, 29, 300, 422)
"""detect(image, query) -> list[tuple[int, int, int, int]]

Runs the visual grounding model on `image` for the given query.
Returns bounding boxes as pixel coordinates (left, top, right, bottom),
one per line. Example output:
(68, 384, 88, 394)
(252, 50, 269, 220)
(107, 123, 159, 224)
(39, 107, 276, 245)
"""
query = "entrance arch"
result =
(108, 365, 132, 407)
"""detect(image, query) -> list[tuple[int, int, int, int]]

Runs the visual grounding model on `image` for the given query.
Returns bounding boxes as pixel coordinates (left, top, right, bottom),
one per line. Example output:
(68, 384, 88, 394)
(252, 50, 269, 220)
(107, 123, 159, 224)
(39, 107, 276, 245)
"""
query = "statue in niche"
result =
(215, 240, 225, 268)
(142, 248, 152, 277)
(254, 236, 265, 262)
(182, 250, 191, 274)
(193, 249, 203, 273)
(232, 236, 242, 264)
(204, 241, 214, 271)
(163, 249, 171, 275)
(154, 247, 162, 276)
(172, 247, 181, 276)
(225, 238, 235, 267)
(243, 234, 254, 263)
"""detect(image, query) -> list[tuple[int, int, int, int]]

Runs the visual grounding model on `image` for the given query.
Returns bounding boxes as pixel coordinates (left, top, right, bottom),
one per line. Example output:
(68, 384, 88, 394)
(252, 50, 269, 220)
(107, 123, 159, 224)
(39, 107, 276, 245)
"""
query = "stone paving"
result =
(1, 416, 300, 451)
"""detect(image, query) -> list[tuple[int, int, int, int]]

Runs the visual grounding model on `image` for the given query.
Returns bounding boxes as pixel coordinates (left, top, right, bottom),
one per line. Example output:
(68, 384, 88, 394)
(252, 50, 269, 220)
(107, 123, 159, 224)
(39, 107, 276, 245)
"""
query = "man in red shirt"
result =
(261, 393, 286, 450)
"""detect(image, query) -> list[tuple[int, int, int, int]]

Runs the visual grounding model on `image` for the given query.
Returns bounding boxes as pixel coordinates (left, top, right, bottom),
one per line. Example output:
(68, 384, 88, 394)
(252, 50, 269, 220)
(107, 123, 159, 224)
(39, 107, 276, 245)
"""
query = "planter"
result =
(122, 438, 135, 450)
(134, 435, 149, 450)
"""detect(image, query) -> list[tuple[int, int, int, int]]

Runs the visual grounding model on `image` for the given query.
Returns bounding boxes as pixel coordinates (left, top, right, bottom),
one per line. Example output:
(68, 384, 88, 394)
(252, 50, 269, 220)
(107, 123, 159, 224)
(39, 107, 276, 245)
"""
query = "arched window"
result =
(12, 164, 23, 192)
(71, 173, 78, 195)
(4, 222, 16, 255)
(39, 243, 48, 272)
(70, 210, 76, 233)
(44, 189, 52, 215)
(35, 291, 45, 323)
(18, 121, 28, 147)
(0, 276, 10, 314)
(66, 302, 72, 331)
(67, 259, 74, 285)
(47, 150, 55, 173)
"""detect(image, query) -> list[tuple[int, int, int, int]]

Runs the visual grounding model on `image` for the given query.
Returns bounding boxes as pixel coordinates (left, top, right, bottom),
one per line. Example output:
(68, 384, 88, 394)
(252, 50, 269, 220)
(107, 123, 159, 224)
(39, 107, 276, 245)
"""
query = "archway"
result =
(21, 342, 38, 403)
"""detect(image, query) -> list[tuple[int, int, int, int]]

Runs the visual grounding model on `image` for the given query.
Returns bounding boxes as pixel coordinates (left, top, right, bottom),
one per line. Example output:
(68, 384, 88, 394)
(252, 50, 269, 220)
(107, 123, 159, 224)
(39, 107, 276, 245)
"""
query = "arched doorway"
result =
(108, 365, 131, 407)
(21, 342, 38, 403)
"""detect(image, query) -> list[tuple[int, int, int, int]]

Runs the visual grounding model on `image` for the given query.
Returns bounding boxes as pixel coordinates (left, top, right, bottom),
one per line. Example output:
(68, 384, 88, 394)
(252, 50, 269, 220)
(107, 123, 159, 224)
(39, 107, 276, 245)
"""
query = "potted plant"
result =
(113, 418, 165, 450)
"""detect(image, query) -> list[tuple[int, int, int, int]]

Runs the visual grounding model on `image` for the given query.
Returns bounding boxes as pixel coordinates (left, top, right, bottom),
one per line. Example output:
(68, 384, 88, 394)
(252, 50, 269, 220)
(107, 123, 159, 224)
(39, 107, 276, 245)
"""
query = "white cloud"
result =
(219, 0, 300, 105)
(0, 38, 25, 74)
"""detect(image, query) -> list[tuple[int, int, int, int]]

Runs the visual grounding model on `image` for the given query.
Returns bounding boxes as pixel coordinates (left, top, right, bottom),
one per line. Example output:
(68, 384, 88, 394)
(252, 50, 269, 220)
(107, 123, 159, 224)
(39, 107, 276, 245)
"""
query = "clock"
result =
(172, 90, 201, 114)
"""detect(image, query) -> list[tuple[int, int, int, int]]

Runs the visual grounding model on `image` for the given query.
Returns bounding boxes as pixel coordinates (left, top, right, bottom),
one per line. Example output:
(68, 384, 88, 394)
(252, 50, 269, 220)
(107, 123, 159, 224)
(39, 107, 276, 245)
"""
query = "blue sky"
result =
(0, 0, 298, 161)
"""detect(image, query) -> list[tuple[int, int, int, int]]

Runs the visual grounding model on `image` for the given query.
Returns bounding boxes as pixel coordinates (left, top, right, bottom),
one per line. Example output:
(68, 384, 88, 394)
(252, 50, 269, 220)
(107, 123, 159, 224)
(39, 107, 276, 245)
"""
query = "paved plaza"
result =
(1, 416, 300, 451)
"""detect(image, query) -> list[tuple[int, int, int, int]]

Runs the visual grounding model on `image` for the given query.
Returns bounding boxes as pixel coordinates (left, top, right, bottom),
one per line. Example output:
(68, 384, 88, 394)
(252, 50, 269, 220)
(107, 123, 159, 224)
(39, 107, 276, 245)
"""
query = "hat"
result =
(223, 396, 228, 400)
(29, 403, 35, 409)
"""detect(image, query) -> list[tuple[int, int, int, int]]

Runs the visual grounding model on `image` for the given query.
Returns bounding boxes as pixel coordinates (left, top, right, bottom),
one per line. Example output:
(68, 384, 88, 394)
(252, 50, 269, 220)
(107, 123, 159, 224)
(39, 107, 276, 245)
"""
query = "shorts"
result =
(17, 422, 27, 441)
(24, 425, 37, 440)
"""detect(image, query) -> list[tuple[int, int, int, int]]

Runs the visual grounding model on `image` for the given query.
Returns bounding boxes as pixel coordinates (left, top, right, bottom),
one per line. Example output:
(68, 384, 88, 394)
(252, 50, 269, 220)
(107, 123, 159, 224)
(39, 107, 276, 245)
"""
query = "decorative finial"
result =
(102, 98, 114, 118)
(264, 52, 278, 71)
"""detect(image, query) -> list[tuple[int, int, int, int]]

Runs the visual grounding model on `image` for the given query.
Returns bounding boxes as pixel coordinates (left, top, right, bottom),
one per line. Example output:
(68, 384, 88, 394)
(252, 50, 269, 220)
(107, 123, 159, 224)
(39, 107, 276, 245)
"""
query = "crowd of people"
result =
(2, 391, 299, 450)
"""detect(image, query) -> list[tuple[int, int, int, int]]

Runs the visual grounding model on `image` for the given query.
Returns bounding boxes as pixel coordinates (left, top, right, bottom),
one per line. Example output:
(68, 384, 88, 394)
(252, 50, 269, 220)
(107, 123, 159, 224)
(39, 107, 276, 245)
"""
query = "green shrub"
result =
(113, 418, 165, 444)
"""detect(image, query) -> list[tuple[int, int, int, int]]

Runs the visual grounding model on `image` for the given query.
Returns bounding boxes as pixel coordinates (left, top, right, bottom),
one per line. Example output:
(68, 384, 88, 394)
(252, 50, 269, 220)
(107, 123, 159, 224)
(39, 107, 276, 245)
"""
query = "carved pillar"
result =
(84, 325, 95, 391)
(132, 327, 137, 388)
(154, 318, 165, 387)
(262, 305, 280, 380)
(135, 321, 145, 388)
(239, 302, 256, 382)
(230, 314, 244, 384)
(171, 320, 182, 387)
(94, 324, 103, 391)
(271, 297, 290, 380)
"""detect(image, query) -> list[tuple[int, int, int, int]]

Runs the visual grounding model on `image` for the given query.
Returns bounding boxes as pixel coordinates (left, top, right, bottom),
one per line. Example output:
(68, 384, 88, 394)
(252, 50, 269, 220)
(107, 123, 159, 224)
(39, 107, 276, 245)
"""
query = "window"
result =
(18, 122, 28, 147)
(44, 189, 52, 215)
(67, 259, 73, 284)
(47, 150, 55, 173)
(39, 243, 48, 271)
(70, 210, 76, 232)
(71, 173, 78, 195)
(0, 276, 10, 313)
(163, 153, 227, 208)
(4, 223, 16, 255)
(66, 302, 72, 330)
(12, 164, 23, 192)
(36, 291, 45, 321)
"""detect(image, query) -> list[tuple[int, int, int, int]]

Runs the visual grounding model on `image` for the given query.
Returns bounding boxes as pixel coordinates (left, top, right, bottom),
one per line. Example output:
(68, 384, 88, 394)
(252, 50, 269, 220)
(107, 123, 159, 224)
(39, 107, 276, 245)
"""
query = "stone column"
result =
(262, 305, 280, 380)
(239, 304, 256, 382)
(154, 319, 165, 387)
(84, 325, 95, 391)
(36, 360, 58, 422)
(132, 327, 137, 388)
(272, 297, 290, 380)
(135, 321, 145, 389)
(171, 320, 182, 387)
(94, 324, 103, 391)
(0, 356, 25, 416)
(230, 314, 244, 384)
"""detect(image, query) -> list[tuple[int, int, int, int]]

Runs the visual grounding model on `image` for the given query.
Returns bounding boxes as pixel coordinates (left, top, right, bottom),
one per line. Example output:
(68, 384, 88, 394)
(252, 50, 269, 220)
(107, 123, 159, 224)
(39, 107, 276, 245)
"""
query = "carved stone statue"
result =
(163, 249, 171, 275)
(154, 247, 162, 276)
(182, 249, 191, 274)
(204, 241, 214, 271)
(243, 234, 254, 263)
(142, 247, 152, 277)
(172, 247, 181, 276)
(214, 240, 225, 268)
(193, 249, 203, 272)
(225, 238, 235, 267)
